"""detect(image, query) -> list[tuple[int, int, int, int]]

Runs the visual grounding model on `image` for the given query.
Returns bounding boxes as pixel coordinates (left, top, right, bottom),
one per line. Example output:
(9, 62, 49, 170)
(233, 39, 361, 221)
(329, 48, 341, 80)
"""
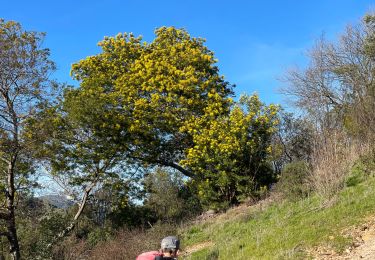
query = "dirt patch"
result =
(182, 241, 213, 256)
(193, 196, 277, 226)
(341, 219, 375, 260)
(308, 216, 375, 259)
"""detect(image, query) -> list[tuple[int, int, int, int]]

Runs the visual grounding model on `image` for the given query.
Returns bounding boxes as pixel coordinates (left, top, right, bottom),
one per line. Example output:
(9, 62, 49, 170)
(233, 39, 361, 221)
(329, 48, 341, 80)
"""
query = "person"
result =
(156, 236, 180, 260)
(136, 236, 180, 260)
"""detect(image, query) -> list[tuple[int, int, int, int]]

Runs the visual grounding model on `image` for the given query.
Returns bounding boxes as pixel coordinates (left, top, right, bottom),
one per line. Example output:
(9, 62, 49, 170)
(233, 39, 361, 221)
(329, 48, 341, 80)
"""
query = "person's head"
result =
(160, 236, 180, 258)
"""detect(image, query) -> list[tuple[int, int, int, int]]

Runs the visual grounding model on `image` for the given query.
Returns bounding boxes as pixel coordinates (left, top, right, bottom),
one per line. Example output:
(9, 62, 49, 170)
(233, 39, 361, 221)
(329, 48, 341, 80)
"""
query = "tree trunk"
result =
(6, 214, 20, 260)
(47, 180, 97, 250)
(6, 159, 20, 260)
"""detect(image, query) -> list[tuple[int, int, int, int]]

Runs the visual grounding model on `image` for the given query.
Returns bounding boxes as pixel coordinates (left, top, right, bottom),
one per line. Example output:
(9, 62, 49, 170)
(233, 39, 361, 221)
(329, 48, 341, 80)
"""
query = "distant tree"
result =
(88, 177, 134, 227)
(0, 19, 56, 259)
(181, 94, 279, 209)
(281, 15, 375, 139)
(357, 14, 375, 138)
(70, 27, 234, 178)
(281, 35, 345, 133)
(143, 168, 201, 222)
(271, 112, 314, 175)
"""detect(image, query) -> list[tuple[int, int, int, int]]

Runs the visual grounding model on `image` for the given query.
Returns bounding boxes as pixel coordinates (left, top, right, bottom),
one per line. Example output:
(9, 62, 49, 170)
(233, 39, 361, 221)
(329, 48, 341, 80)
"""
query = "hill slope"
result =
(180, 175, 375, 259)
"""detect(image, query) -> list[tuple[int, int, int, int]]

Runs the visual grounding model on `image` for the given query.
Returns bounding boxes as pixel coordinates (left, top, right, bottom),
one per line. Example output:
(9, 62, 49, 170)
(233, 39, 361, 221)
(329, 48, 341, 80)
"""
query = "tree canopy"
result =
(70, 27, 234, 177)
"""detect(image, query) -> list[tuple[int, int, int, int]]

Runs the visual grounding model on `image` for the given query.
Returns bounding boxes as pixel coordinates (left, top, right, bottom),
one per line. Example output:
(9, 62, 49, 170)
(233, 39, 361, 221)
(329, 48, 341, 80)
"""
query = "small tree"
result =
(181, 94, 279, 209)
(0, 19, 56, 259)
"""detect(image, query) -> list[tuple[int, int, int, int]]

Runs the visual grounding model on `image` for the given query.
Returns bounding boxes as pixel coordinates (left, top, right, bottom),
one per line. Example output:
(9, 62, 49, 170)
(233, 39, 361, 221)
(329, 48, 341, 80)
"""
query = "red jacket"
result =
(136, 251, 162, 260)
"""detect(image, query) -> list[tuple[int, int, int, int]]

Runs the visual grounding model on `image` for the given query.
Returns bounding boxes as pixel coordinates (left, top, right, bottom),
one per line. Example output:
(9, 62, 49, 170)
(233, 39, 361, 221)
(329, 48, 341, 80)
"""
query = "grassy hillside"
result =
(180, 173, 375, 259)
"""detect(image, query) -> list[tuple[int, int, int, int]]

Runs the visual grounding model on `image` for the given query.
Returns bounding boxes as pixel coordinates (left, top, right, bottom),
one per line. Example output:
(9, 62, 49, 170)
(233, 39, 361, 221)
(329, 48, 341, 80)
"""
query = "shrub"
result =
(346, 148, 375, 187)
(357, 148, 375, 175)
(276, 161, 311, 200)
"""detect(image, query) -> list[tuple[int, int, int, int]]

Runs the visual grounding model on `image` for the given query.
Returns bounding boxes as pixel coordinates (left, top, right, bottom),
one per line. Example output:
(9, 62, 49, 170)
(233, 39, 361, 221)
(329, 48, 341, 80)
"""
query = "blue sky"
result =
(2, 0, 374, 105)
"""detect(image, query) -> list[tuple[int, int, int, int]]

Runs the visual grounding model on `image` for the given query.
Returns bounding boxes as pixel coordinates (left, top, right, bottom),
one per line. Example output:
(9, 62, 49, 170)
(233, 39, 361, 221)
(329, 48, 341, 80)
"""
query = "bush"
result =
(144, 168, 202, 223)
(346, 148, 375, 187)
(276, 161, 311, 200)
(87, 227, 112, 247)
(357, 148, 375, 175)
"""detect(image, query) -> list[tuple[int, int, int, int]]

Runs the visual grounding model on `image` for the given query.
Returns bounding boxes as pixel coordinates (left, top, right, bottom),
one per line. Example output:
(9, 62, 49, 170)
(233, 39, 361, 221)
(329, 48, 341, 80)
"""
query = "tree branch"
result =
(46, 178, 98, 249)
(158, 160, 195, 178)
(0, 210, 10, 220)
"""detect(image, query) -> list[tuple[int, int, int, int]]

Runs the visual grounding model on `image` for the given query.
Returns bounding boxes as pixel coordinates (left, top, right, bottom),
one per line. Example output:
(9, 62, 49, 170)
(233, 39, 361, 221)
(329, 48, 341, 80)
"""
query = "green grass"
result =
(180, 176, 375, 259)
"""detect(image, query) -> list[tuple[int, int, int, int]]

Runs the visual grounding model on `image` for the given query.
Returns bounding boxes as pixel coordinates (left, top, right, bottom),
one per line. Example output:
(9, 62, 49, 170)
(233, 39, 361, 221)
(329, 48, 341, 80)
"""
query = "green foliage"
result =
(11, 14, 375, 259)
(144, 168, 202, 222)
(15, 197, 71, 259)
(346, 149, 375, 187)
(24, 85, 140, 246)
(39, 211, 70, 240)
(346, 163, 367, 187)
(182, 94, 279, 209)
(25, 90, 132, 186)
(85, 177, 157, 229)
(86, 227, 112, 247)
(109, 203, 156, 228)
(205, 249, 219, 260)
(276, 161, 311, 200)
(0, 18, 56, 178)
(357, 148, 375, 175)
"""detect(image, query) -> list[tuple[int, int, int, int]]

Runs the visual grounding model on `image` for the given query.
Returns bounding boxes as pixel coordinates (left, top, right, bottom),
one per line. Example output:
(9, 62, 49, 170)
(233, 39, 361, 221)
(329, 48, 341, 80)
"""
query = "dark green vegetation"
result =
(0, 12, 374, 260)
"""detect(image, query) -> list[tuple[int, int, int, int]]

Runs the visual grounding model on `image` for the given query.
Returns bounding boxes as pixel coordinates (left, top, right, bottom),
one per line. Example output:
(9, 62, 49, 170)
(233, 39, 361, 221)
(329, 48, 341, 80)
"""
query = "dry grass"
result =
(87, 223, 177, 260)
(52, 236, 89, 260)
(50, 223, 177, 260)
(309, 131, 372, 197)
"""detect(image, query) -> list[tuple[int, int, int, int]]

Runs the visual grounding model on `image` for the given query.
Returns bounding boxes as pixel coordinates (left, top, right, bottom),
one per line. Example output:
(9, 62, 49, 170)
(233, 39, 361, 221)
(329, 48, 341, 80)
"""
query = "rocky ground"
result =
(309, 216, 375, 259)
